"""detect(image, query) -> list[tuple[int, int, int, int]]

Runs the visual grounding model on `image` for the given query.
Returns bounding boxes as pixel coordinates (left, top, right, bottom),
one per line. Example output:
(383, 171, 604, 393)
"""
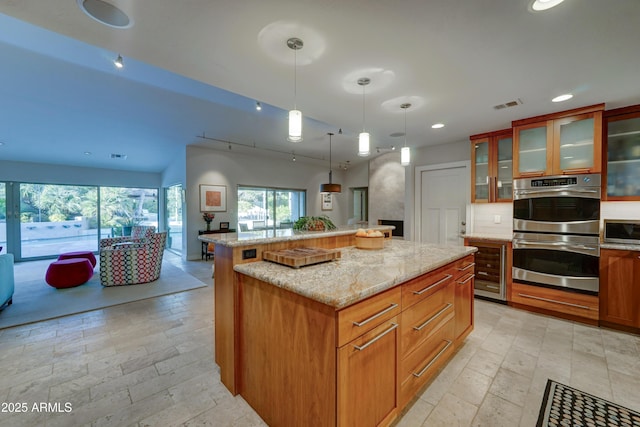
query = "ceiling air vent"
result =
(110, 153, 128, 160)
(493, 99, 523, 110)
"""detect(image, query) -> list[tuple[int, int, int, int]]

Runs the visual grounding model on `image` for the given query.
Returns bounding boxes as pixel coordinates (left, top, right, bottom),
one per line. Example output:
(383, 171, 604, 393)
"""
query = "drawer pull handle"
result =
(457, 274, 475, 285)
(457, 262, 475, 272)
(412, 275, 453, 295)
(517, 293, 592, 310)
(485, 285, 499, 290)
(412, 340, 453, 378)
(353, 303, 399, 327)
(354, 323, 398, 351)
(477, 271, 489, 276)
(413, 303, 453, 331)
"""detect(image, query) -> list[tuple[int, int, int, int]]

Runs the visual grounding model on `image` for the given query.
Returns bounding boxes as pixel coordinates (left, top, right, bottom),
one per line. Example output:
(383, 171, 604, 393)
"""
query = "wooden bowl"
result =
(355, 236, 385, 250)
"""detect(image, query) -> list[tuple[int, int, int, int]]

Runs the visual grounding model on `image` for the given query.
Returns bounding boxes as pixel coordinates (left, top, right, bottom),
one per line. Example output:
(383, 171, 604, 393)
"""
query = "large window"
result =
(99, 187, 158, 237)
(237, 186, 305, 231)
(165, 184, 183, 252)
(20, 183, 98, 258)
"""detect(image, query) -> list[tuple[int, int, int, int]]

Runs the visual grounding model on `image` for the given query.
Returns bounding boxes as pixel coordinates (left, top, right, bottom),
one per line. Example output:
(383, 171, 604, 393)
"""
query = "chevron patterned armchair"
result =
(99, 231, 167, 286)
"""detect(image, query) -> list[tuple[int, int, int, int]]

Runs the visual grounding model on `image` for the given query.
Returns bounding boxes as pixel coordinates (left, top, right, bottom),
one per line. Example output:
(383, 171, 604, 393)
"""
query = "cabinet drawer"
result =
(401, 283, 454, 358)
(452, 255, 476, 280)
(402, 265, 455, 309)
(337, 286, 402, 347)
(400, 319, 455, 407)
(512, 282, 599, 320)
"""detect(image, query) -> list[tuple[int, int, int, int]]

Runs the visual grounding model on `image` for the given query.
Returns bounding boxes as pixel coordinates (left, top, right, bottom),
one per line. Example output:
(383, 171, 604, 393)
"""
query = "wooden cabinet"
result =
(452, 256, 475, 340)
(338, 316, 400, 427)
(603, 104, 640, 201)
(511, 282, 599, 323)
(600, 249, 640, 331)
(237, 253, 474, 427)
(513, 104, 604, 177)
(470, 129, 513, 202)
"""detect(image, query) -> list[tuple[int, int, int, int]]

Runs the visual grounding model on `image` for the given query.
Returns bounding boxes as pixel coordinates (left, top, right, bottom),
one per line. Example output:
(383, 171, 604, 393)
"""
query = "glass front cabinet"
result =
(471, 129, 513, 203)
(513, 104, 604, 177)
(604, 105, 640, 200)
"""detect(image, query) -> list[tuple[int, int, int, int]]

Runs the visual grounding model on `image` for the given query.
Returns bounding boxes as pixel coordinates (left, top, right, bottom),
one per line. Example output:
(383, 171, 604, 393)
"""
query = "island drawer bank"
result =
(233, 241, 476, 427)
(199, 226, 395, 394)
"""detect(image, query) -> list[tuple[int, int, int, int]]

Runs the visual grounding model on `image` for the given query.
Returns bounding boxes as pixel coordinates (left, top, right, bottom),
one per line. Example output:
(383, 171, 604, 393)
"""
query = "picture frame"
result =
(200, 184, 227, 212)
(321, 193, 333, 211)
(219, 221, 230, 230)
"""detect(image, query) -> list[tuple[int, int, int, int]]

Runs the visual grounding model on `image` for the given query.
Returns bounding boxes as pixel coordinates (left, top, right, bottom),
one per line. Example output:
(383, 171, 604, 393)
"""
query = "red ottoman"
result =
(46, 258, 94, 289)
(58, 251, 97, 267)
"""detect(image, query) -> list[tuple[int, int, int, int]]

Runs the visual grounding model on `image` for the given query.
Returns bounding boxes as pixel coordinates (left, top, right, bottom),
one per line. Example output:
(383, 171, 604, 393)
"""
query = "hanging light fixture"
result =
(357, 77, 371, 156)
(287, 37, 303, 142)
(320, 132, 342, 193)
(400, 103, 411, 166)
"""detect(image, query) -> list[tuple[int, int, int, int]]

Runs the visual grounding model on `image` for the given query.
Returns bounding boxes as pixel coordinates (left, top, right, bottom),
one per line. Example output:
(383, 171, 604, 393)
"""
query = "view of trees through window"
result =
(13, 183, 158, 259)
(237, 186, 305, 231)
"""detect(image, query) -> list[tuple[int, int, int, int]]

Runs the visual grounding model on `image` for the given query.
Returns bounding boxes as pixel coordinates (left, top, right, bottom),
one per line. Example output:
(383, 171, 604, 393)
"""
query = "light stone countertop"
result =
(463, 233, 513, 242)
(234, 240, 477, 309)
(199, 224, 394, 248)
(600, 242, 640, 251)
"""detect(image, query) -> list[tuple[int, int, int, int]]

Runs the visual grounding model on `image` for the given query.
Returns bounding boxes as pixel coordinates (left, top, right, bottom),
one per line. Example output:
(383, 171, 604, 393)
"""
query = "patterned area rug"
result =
(537, 379, 640, 427)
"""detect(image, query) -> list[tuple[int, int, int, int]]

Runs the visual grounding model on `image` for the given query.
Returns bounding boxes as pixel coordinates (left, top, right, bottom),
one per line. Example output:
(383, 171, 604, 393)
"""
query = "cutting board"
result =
(263, 247, 341, 268)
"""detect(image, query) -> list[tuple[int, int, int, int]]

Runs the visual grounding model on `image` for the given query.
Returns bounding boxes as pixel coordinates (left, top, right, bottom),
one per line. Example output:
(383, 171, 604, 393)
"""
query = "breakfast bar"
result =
(200, 228, 477, 427)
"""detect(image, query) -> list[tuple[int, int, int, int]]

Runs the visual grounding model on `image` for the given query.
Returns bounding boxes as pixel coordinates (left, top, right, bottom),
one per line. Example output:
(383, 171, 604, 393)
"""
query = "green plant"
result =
(118, 215, 142, 227)
(293, 216, 337, 231)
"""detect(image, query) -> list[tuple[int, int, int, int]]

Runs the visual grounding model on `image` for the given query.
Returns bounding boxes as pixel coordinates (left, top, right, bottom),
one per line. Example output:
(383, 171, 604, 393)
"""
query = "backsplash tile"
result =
(468, 203, 513, 236)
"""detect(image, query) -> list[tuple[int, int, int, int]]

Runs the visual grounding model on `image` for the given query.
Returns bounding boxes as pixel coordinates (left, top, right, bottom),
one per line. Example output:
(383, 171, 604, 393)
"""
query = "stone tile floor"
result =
(0, 253, 638, 426)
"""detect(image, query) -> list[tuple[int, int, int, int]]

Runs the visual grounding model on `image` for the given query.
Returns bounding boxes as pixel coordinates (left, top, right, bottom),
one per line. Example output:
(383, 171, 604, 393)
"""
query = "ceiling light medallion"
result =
(320, 132, 342, 193)
(287, 37, 303, 142)
(400, 103, 411, 166)
(358, 77, 371, 157)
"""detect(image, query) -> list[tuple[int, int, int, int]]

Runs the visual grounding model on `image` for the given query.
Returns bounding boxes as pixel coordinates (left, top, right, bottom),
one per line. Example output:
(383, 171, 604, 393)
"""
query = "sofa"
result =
(99, 231, 167, 286)
(0, 253, 15, 310)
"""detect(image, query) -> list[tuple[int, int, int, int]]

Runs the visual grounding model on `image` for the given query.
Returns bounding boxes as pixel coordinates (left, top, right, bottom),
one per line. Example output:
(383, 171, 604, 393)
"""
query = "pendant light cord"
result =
(404, 107, 407, 147)
(362, 85, 366, 132)
(293, 47, 298, 110)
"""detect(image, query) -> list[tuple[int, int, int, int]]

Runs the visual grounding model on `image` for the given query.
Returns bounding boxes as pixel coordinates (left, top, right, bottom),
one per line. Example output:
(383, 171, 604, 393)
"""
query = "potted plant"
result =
(293, 216, 337, 232)
(202, 212, 215, 231)
(119, 215, 142, 236)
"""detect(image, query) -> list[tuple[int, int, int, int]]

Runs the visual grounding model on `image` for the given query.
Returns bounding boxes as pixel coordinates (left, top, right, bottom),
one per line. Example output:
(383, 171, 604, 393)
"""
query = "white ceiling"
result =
(1, 0, 639, 172)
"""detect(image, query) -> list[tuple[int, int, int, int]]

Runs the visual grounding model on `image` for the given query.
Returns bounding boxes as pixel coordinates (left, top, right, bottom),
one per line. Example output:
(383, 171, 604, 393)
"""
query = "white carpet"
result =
(0, 259, 208, 329)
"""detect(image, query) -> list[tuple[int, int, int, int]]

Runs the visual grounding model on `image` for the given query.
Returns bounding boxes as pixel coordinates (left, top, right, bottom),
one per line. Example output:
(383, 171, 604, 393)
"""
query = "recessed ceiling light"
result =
(77, 0, 133, 29)
(531, 0, 565, 11)
(432, 123, 445, 129)
(552, 93, 573, 103)
(0, 141, 4, 146)
(84, 151, 92, 155)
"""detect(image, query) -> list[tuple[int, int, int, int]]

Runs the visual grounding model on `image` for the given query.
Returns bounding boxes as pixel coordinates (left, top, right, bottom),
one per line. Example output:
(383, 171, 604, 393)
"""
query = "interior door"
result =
(417, 163, 468, 245)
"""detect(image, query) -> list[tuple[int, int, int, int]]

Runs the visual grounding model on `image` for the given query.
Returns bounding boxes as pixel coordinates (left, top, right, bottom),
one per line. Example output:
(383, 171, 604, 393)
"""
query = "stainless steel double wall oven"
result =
(512, 174, 601, 294)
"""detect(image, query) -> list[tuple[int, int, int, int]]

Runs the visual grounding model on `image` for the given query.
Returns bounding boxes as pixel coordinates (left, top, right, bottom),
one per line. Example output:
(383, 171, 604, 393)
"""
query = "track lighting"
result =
(256, 101, 262, 111)
(114, 54, 123, 69)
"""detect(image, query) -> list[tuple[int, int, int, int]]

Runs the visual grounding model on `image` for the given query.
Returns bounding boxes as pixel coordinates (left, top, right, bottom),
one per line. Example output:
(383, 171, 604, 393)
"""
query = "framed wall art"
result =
(200, 184, 227, 212)
(321, 193, 333, 211)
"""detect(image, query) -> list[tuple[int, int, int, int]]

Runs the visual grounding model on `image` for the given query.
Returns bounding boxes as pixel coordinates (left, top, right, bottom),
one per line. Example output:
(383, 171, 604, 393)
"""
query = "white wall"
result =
(405, 139, 471, 240)
(185, 146, 348, 260)
(369, 152, 405, 226)
(0, 160, 161, 187)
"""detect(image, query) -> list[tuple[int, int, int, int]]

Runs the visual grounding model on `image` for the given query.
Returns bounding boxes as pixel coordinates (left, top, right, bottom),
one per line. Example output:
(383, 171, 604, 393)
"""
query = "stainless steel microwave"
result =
(603, 219, 640, 245)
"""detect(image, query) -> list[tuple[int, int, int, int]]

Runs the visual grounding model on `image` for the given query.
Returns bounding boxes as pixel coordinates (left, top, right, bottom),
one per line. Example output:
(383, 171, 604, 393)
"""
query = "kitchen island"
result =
(201, 228, 476, 427)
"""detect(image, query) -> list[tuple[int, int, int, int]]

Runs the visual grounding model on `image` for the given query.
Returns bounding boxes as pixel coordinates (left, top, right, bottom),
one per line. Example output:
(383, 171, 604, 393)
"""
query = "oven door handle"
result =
(514, 188, 600, 198)
(513, 240, 599, 256)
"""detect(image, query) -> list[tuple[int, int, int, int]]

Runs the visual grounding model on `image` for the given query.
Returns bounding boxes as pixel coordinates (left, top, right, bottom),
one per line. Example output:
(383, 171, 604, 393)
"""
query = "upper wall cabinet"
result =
(470, 129, 512, 203)
(604, 105, 640, 201)
(512, 104, 604, 177)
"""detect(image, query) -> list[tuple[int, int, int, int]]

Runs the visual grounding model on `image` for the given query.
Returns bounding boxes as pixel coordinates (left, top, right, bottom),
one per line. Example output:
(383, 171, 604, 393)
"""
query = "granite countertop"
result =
(463, 233, 513, 242)
(600, 242, 640, 251)
(234, 240, 477, 309)
(198, 224, 394, 248)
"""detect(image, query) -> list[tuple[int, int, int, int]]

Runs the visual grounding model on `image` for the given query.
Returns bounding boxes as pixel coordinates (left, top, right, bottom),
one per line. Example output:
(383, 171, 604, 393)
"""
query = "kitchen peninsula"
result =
(200, 228, 476, 426)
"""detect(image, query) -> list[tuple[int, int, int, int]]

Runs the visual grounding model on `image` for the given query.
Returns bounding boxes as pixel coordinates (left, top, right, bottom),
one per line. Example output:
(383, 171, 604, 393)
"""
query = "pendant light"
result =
(320, 132, 342, 193)
(357, 77, 371, 156)
(400, 103, 411, 166)
(287, 38, 303, 142)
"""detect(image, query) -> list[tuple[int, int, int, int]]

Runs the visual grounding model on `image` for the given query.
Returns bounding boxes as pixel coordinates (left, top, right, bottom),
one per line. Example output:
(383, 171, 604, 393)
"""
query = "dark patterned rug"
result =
(537, 379, 640, 427)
